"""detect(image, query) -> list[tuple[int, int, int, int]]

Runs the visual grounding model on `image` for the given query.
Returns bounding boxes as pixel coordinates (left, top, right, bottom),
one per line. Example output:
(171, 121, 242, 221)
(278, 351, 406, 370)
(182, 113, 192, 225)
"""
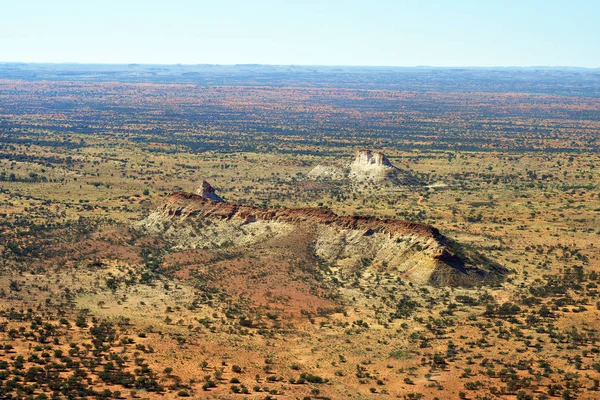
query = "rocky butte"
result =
(138, 183, 507, 287)
(349, 149, 396, 182)
(308, 149, 422, 185)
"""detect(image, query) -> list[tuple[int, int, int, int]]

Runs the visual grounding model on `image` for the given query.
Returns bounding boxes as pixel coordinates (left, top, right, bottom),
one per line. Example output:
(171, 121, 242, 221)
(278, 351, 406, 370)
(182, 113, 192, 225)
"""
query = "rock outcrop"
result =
(352, 149, 393, 168)
(308, 149, 422, 186)
(138, 191, 506, 287)
(196, 180, 224, 202)
(348, 149, 398, 182)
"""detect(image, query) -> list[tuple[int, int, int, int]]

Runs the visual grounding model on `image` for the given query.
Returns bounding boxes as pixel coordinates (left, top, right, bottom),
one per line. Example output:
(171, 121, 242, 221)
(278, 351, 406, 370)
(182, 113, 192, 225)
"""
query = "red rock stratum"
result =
(139, 191, 507, 287)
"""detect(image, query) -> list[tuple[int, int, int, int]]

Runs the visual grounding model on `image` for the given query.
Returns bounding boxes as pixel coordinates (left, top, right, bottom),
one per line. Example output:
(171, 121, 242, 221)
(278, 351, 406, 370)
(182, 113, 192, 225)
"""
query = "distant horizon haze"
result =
(1, 0, 598, 67)
(0, 62, 598, 70)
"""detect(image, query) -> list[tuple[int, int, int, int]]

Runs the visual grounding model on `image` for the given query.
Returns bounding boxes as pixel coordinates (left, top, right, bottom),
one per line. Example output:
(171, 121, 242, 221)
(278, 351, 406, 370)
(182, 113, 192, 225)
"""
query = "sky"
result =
(0, 0, 598, 67)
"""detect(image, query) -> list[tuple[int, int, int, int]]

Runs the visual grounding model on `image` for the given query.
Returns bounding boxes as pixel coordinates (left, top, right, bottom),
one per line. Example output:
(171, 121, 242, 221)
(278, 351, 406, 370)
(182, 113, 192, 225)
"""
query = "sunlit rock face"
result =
(352, 149, 393, 167)
(349, 150, 398, 182)
(196, 180, 224, 202)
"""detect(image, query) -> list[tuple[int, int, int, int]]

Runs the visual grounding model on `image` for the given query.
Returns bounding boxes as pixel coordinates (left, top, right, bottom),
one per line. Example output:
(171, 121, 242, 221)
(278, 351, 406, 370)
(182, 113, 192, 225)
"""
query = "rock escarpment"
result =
(351, 149, 394, 167)
(138, 191, 506, 287)
(308, 149, 422, 186)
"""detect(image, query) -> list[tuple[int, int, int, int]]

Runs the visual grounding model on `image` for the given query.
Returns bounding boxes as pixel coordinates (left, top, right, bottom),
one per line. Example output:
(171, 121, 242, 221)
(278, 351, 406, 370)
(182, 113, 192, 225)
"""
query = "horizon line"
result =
(1, 61, 599, 70)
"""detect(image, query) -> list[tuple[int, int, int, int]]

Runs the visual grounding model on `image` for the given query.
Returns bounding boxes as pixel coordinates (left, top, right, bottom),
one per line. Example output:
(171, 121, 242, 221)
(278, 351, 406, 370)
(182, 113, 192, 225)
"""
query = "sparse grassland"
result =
(0, 75, 599, 399)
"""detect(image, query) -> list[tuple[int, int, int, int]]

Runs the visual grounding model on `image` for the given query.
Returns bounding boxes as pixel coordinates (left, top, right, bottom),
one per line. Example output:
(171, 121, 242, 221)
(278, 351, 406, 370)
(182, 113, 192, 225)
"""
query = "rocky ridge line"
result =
(145, 191, 507, 287)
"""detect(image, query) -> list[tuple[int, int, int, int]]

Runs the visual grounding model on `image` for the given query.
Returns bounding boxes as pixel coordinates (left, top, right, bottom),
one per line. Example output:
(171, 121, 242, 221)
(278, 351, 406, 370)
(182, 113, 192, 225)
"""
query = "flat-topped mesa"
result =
(140, 190, 507, 287)
(352, 149, 394, 168)
(348, 149, 419, 184)
(196, 180, 224, 202)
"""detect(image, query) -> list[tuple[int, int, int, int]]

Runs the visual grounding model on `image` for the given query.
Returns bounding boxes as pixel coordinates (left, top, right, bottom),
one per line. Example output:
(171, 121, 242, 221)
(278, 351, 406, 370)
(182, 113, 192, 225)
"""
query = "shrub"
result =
(232, 364, 242, 373)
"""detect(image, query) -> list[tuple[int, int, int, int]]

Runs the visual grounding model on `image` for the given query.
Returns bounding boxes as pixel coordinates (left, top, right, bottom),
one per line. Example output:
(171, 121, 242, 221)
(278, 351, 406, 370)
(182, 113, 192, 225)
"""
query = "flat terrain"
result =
(0, 66, 599, 399)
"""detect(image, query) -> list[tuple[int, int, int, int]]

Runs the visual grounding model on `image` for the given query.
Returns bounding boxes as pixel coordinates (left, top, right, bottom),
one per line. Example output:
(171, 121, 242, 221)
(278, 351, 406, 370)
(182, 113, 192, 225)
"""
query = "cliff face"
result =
(352, 149, 393, 167)
(138, 192, 507, 287)
(349, 149, 399, 182)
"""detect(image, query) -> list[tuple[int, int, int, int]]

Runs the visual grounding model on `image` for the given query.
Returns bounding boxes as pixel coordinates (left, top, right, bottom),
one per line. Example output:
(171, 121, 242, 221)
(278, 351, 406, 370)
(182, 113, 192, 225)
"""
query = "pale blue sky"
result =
(0, 0, 598, 67)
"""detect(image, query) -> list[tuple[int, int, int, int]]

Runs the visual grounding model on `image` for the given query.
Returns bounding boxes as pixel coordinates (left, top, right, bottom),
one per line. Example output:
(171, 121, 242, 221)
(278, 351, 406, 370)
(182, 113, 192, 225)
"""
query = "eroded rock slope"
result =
(138, 191, 506, 287)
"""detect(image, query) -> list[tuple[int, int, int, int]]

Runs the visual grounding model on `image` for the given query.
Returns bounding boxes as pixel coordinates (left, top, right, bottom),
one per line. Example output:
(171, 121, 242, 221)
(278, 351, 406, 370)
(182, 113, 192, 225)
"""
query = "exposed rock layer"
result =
(138, 192, 506, 287)
(352, 149, 393, 167)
